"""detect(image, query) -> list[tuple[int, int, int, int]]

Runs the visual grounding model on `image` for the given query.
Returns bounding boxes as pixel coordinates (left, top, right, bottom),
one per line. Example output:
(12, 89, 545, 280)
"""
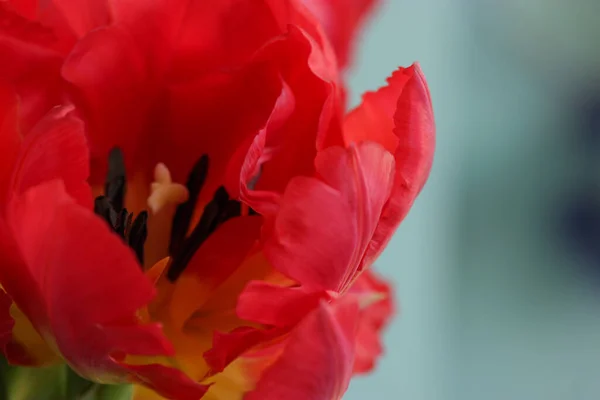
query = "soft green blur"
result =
(0, 358, 132, 400)
(346, 1, 600, 399)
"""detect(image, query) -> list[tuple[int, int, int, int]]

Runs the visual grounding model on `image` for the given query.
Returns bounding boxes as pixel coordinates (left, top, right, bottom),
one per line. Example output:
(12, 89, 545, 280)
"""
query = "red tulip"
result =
(0, 1, 434, 399)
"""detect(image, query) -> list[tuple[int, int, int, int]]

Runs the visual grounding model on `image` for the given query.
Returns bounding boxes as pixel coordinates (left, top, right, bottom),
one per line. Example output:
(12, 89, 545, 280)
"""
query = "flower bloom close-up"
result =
(0, 0, 434, 399)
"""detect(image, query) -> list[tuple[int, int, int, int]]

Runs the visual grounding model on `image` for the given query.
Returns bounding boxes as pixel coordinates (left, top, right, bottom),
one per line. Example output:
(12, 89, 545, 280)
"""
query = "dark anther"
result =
(128, 211, 148, 265)
(105, 147, 127, 212)
(167, 186, 235, 282)
(216, 200, 242, 225)
(94, 196, 117, 227)
(125, 212, 133, 238)
(113, 209, 127, 237)
(94, 148, 147, 267)
(169, 155, 209, 256)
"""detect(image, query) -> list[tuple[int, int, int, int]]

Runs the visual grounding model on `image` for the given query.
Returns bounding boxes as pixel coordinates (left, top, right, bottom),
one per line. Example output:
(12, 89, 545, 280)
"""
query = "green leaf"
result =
(0, 362, 133, 400)
(79, 384, 134, 400)
(64, 367, 133, 400)
(7, 364, 67, 400)
(65, 367, 95, 399)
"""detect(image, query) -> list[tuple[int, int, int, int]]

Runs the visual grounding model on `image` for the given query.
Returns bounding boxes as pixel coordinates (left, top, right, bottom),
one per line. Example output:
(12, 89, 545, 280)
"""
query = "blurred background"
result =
(346, 1, 600, 399)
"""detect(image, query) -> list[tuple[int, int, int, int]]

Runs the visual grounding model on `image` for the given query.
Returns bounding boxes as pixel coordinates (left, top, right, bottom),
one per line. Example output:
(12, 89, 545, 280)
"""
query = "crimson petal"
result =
(344, 63, 435, 268)
(245, 298, 358, 400)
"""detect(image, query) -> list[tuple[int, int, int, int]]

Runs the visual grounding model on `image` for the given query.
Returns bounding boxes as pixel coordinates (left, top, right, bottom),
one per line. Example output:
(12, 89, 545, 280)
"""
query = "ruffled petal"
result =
(203, 326, 283, 375)
(237, 282, 330, 327)
(7, 181, 166, 370)
(0, 105, 94, 349)
(249, 25, 338, 195)
(263, 175, 357, 291)
(344, 63, 435, 268)
(316, 142, 395, 284)
(349, 270, 394, 374)
(0, 106, 203, 397)
(264, 142, 394, 291)
(235, 78, 295, 214)
(3, 180, 205, 398)
(245, 298, 358, 400)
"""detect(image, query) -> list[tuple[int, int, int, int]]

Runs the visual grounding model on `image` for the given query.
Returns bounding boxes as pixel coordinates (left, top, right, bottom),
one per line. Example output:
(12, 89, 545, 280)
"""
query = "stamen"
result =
(114, 209, 129, 237)
(94, 196, 117, 227)
(128, 211, 148, 265)
(167, 186, 235, 282)
(169, 155, 209, 256)
(105, 147, 127, 212)
(216, 200, 242, 225)
(124, 212, 134, 237)
(94, 147, 148, 268)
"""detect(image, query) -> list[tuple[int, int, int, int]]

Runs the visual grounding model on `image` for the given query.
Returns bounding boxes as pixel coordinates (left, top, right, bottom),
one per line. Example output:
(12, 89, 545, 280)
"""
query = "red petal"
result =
(52, 0, 109, 38)
(250, 25, 337, 195)
(4, 0, 37, 20)
(7, 181, 168, 357)
(264, 142, 394, 291)
(0, 4, 64, 132)
(0, 86, 20, 204)
(245, 298, 358, 400)
(344, 63, 435, 268)
(349, 270, 394, 374)
(124, 363, 209, 400)
(237, 281, 330, 327)
(0, 181, 203, 397)
(263, 175, 357, 291)
(301, 0, 379, 69)
(169, 0, 283, 79)
(11, 105, 92, 208)
(204, 326, 283, 374)
(61, 25, 153, 182)
(236, 78, 295, 215)
(315, 142, 395, 284)
(344, 68, 408, 152)
(61, 0, 290, 185)
(162, 62, 280, 196)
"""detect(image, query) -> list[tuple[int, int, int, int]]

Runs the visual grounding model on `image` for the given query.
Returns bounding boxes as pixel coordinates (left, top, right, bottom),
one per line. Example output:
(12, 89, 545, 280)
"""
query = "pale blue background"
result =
(346, 1, 600, 399)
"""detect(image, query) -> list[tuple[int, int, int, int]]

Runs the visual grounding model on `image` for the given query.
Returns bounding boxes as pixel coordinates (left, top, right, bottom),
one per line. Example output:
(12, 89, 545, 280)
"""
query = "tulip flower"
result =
(0, 0, 434, 399)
